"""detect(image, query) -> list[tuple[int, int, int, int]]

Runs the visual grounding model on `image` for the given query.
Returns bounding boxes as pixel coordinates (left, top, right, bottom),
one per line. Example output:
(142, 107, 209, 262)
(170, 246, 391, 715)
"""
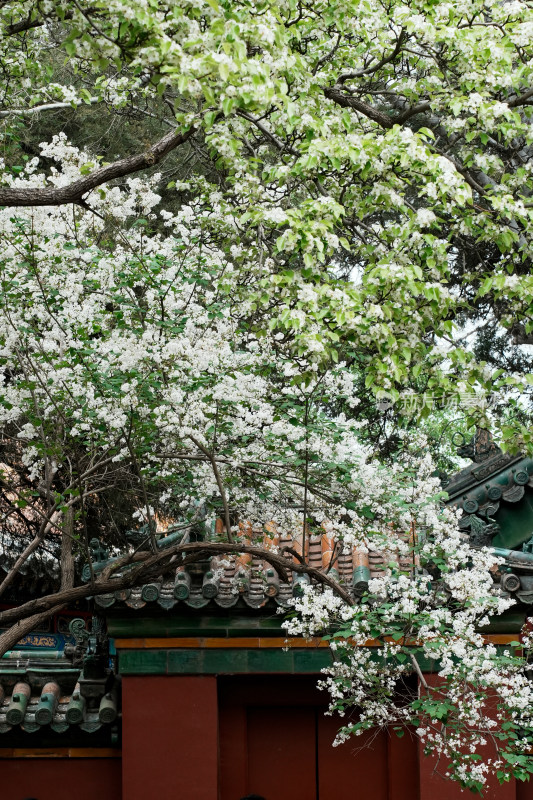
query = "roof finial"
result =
(453, 427, 501, 463)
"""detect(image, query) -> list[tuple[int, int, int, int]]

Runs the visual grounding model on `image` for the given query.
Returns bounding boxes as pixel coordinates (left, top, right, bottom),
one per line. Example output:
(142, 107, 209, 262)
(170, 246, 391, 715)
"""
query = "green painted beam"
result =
(1, 650, 67, 660)
(118, 648, 332, 675)
(478, 611, 527, 633)
(116, 647, 482, 676)
(107, 614, 287, 638)
(0, 667, 80, 678)
(119, 649, 168, 675)
(107, 608, 528, 640)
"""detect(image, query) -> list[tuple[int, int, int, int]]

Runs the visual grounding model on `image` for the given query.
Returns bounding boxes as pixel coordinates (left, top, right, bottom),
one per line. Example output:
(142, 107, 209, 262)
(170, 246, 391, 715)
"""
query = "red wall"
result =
(121, 676, 218, 800)
(419, 744, 516, 800)
(4, 674, 533, 800)
(0, 758, 121, 800)
(518, 783, 533, 800)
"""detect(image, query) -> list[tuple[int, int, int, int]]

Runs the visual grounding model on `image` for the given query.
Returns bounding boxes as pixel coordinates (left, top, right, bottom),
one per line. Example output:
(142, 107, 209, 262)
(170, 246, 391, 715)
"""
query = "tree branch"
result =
(0, 128, 194, 207)
(0, 508, 62, 598)
(0, 532, 45, 598)
(508, 88, 533, 108)
(189, 435, 234, 542)
(410, 653, 429, 690)
(324, 86, 432, 131)
(0, 99, 99, 118)
(0, 604, 64, 657)
(313, 33, 342, 76)
(60, 507, 75, 591)
(0, 540, 354, 642)
(337, 30, 406, 83)
(5, 15, 44, 35)
(324, 87, 395, 128)
(511, 322, 533, 345)
(237, 110, 300, 156)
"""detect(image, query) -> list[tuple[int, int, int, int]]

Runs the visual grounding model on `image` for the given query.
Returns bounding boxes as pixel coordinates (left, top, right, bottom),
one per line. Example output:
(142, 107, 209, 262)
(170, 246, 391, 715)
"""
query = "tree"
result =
(1, 0, 533, 792)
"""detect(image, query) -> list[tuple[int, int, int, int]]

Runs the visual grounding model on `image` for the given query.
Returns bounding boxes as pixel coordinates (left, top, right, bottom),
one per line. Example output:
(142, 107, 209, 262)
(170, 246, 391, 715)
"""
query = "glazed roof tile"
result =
(0, 677, 118, 733)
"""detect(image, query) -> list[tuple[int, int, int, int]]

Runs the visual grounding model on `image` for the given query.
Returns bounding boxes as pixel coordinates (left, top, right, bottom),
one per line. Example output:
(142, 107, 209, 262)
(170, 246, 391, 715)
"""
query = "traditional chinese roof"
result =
(0, 659, 119, 735)
(5, 430, 533, 622)
(0, 680, 118, 735)
(443, 431, 533, 604)
(0, 617, 119, 738)
(94, 534, 412, 612)
(96, 432, 533, 614)
(445, 431, 533, 547)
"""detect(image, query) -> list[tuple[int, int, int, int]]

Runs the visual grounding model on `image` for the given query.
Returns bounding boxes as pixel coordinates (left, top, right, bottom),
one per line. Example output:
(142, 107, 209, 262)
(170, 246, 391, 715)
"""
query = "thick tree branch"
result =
(0, 128, 194, 207)
(5, 15, 44, 35)
(324, 87, 432, 131)
(324, 86, 394, 128)
(323, 88, 493, 198)
(394, 102, 432, 125)
(0, 540, 354, 642)
(508, 88, 533, 108)
(3, 6, 76, 36)
(0, 604, 64, 657)
(60, 507, 75, 591)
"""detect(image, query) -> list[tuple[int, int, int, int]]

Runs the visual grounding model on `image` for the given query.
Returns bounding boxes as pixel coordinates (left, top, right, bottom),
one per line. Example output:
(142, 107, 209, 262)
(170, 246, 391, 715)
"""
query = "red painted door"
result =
(219, 675, 322, 800)
(318, 713, 388, 800)
(247, 706, 317, 800)
(218, 677, 419, 800)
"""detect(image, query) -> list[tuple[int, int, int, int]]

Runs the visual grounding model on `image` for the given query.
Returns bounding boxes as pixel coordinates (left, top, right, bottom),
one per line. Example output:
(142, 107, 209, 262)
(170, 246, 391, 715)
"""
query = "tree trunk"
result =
(60, 507, 75, 591)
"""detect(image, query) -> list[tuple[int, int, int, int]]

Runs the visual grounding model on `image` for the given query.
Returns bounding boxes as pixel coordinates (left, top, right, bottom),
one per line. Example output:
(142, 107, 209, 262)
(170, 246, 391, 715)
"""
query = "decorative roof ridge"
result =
(444, 451, 524, 500)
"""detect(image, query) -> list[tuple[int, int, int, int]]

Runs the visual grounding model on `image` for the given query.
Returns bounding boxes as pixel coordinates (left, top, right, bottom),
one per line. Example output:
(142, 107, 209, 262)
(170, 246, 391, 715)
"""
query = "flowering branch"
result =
(0, 129, 193, 207)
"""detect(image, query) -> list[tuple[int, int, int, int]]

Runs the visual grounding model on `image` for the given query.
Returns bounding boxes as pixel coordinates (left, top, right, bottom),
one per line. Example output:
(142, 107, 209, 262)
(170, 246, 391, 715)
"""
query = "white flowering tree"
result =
(286, 496, 533, 793)
(1, 0, 533, 793)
